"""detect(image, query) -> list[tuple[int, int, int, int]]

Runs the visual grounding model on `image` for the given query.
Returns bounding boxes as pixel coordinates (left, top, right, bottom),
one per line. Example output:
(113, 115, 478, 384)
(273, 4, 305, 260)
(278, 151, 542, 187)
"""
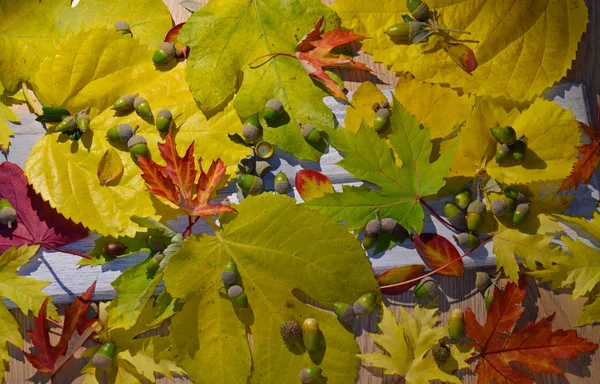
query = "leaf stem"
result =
(379, 234, 496, 289)
(248, 52, 296, 67)
(43, 244, 92, 259)
(52, 325, 96, 377)
(21, 82, 43, 116)
(419, 198, 465, 233)
(182, 215, 200, 237)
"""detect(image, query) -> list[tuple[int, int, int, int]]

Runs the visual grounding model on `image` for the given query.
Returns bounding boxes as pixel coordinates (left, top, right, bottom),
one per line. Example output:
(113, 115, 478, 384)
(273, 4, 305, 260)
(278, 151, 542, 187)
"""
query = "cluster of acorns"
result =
(362, 213, 410, 249)
(384, 0, 435, 44)
(475, 271, 501, 309)
(280, 318, 321, 382)
(105, 93, 174, 165)
(219, 260, 248, 307)
(236, 154, 291, 198)
(491, 126, 527, 164)
(0, 199, 17, 229)
(53, 108, 90, 141)
(371, 100, 391, 133)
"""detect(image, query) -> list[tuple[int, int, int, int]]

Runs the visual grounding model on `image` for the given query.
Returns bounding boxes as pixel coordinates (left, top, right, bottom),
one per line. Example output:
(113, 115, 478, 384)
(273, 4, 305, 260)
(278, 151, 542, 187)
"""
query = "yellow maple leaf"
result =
(0, 81, 18, 151)
(576, 295, 600, 327)
(329, 0, 588, 101)
(358, 306, 470, 384)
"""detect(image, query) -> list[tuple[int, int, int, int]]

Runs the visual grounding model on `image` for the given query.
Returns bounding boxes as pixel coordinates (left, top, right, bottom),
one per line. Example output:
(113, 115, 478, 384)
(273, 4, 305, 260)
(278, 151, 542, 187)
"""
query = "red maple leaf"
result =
(295, 17, 371, 100)
(558, 96, 600, 193)
(24, 282, 97, 373)
(0, 162, 88, 253)
(465, 279, 597, 384)
(138, 132, 235, 218)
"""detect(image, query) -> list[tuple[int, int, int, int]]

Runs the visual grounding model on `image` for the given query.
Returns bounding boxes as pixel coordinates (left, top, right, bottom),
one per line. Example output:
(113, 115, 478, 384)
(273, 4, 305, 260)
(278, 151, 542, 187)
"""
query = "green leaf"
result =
(306, 96, 458, 233)
(179, 0, 340, 161)
(164, 194, 380, 383)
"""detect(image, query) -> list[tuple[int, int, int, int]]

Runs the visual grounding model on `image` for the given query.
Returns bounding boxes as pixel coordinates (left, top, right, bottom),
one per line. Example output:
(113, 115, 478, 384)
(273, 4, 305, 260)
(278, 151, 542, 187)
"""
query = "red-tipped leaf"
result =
(411, 233, 463, 276)
(377, 264, 426, 295)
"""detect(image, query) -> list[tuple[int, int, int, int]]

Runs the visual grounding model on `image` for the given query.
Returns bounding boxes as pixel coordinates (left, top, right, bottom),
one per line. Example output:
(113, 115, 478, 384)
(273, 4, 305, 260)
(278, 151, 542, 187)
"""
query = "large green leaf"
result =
(179, 0, 340, 161)
(0, 0, 172, 92)
(164, 194, 380, 383)
(306, 96, 457, 233)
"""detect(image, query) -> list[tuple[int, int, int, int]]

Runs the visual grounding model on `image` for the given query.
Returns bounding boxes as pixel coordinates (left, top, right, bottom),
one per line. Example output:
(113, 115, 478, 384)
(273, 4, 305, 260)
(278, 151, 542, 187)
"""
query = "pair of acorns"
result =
(491, 126, 527, 163)
(475, 271, 500, 309)
(332, 292, 378, 324)
(220, 261, 248, 307)
(490, 187, 530, 226)
(384, 0, 431, 44)
(54, 109, 90, 141)
(444, 188, 485, 248)
(279, 319, 321, 382)
(372, 100, 391, 133)
(105, 123, 149, 165)
(236, 155, 291, 196)
(112, 94, 174, 133)
(362, 213, 410, 249)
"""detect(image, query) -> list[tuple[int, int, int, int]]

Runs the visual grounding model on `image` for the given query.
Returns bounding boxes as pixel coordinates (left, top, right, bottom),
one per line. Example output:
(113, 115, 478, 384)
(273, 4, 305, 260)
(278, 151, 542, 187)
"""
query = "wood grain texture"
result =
(4, 0, 600, 383)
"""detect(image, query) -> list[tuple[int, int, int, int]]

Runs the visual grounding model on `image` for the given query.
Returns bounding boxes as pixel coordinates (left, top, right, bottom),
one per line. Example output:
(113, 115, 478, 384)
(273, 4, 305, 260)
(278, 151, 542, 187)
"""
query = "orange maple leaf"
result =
(295, 17, 371, 100)
(24, 282, 97, 373)
(465, 279, 597, 384)
(138, 132, 235, 218)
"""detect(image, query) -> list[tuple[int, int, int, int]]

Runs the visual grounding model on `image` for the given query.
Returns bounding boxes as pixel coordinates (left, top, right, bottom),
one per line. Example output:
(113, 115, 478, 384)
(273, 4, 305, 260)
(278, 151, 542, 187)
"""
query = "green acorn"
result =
(432, 341, 451, 366)
(452, 232, 480, 248)
(274, 172, 290, 194)
(254, 161, 271, 177)
(128, 135, 149, 165)
(385, 21, 424, 43)
(353, 292, 377, 317)
(114, 21, 131, 36)
(237, 173, 264, 195)
(92, 341, 116, 370)
(301, 124, 322, 144)
(475, 272, 492, 292)
(407, 0, 430, 21)
(504, 187, 529, 204)
(280, 320, 302, 341)
(448, 308, 464, 341)
(362, 231, 378, 249)
(242, 124, 261, 143)
(373, 108, 390, 133)
(152, 42, 176, 65)
(228, 285, 248, 307)
(263, 99, 284, 124)
(490, 196, 515, 217)
(55, 116, 77, 132)
(155, 109, 173, 133)
(484, 285, 495, 309)
(67, 128, 83, 141)
(444, 202, 466, 228)
(490, 126, 517, 145)
(381, 218, 409, 242)
(414, 277, 438, 299)
(148, 235, 167, 253)
(133, 96, 152, 117)
(0, 199, 17, 229)
(221, 260, 238, 286)
(512, 203, 530, 226)
(106, 123, 136, 143)
(76, 113, 90, 132)
(299, 367, 322, 383)
(466, 199, 486, 232)
(495, 143, 512, 163)
(302, 318, 319, 352)
(103, 242, 126, 258)
(146, 253, 164, 278)
(111, 93, 136, 111)
(238, 156, 256, 174)
(454, 189, 472, 210)
(512, 138, 527, 163)
(333, 302, 355, 323)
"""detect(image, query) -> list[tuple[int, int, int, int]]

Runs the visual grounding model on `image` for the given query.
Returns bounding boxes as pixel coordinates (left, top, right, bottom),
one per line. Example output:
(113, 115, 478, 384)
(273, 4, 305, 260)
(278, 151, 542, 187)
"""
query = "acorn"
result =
(274, 172, 290, 194)
(301, 124, 322, 144)
(454, 189, 472, 210)
(263, 99, 284, 124)
(466, 199, 486, 232)
(127, 135, 150, 165)
(242, 124, 261, 143)
(67, 129, 83, 141)
(495, 144, 512, 163)
(414, 277, 438, 299)
(373, 108, 390, 133)
(114, 21, 131, 36)
(92, 341, 116, 370)
(228, 285, 248, 307)
(333, 302, 355, 323)
(302, 318, 319, 352)
(133, 96, 152, 117)
(407, 0, 430, 21)
(353, 293, 377, 317)
(146, 252, 164, 278)
(475, 272, 492, 292)
(106, 123, 136, 143)
(238, 156, 256, 174)
(490, 196, 515, 217)
(432, 341, 451, 366)
(299, 367, 322, 383)
(255, 141, 274, 159)
(155, 109, 173, 133)
(512, 138, 527, 163)
(384, 21, 424, 43)
(490, 126, 517, 145)
(280, 320, 302, 341)
(55, 116, 77, 132)
(444, 202, 465, 228)
(76, 113, 90, 132)
(365, 217, 382, 234)
(152, 42, 176, 65)
(0, 199, 17, 229)
(452, 233, 480, 248)
(448, 308, 464, 341)
(103, 242, 126, 258)
(512, 203, 530, 226)
(362, 231, 378, 249)
(503, 187, 529, 203)
(111, 94, 136, 111)
(254, 161, 271, 177)
(148, 235, 167, 252)
(484, 285, 495, 309)
(221, 261, 238, 286)
(381, 218, 409, 242)
(237, 174, 264, 195)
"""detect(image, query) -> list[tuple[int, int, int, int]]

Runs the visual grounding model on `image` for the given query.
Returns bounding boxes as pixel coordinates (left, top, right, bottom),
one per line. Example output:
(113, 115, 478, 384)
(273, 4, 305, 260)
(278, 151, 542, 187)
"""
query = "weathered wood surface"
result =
(4, 0, 600, 383)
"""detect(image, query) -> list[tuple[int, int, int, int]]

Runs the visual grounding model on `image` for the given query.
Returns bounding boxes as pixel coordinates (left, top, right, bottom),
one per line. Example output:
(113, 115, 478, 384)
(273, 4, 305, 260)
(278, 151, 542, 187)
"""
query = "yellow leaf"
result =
(330, 0, 588, 101)
(97, 149, 124, 186)
(0, 301, 22, 383)
(0, 81, 18, 151)
(576, 295, 600, 327)
(345, 81, 388, 133)
(552, 211, 600, 240)
(25, 28, 251, 237)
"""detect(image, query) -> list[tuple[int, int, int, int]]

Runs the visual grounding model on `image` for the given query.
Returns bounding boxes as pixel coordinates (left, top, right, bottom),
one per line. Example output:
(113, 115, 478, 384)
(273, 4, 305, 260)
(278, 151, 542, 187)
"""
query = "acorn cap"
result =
(92, 341, 116, 370)
(114, 21, 130, 31)
(375, 108, 390, 119)
(0, 207, 17, 229)
(414, 277, 438, 298)
(238, 157, 256, 174)
(254, 161, 271, 177)
(227, 285, 244, 298)
(432, 341, 451, 366)
(280, 320, 302, 341)
(490, 197, 508, 216)
(467, 199, 486, 215)
(158, 42, 176, 56)
(242, 124, 260, 142)
(157, 109, 172, 119)
(365, 218, 382, 234)
(353, 292, 377, 317)
(444, 202, 466, 228)
(475, 272, 492, 292)
(333, 302, 355, 323)
(133, 97, 147, 109)
(127, 135, 147, 149)
(112, 94, 136, 110)
(301, 124, 316, 139)
(265, 99, 283, 114)
(221, 271, 237, 285)
(515, 202, 529, 214)
(410, 2, 429, 21)
(274, 178, 290, 195)
(381, 218, 397, 234)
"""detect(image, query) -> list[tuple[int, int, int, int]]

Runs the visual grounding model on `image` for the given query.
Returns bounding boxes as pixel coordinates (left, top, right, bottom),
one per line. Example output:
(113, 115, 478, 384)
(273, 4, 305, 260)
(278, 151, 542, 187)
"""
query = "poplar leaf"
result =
(97, 149, 124, 186)
(0, 81, 18, 151)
